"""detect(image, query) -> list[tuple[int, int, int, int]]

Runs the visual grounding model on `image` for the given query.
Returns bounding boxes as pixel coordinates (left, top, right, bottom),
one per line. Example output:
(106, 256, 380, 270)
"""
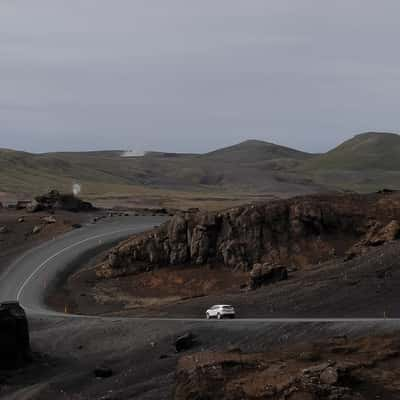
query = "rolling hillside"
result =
(302, 132, 400, 171)
(0, 140, 321, 197)
(298, 132, 400, 192)
(203, 139, 312, 163)
(1, 132, 400, 202)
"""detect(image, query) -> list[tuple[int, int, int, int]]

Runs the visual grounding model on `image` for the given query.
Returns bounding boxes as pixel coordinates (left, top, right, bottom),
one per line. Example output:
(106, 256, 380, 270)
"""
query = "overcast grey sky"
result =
(1, 0, 400, 153)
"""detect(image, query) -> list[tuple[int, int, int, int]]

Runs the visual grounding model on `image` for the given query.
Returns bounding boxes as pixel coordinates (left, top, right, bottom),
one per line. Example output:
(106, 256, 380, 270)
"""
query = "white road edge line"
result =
(16, 227, 137, 303)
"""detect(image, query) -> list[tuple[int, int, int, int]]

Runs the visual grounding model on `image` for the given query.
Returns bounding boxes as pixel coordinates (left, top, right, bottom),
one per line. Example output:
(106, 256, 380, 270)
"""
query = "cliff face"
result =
(98, 193, 400, 278)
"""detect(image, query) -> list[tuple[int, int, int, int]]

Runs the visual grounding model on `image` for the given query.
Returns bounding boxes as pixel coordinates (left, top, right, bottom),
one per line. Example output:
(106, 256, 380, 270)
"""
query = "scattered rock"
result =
(346, 220, 400, 259)
(29, 190, 94, 213)
(302, 362, 332, 376)
(298, 351, 321, 362)
(94, 367, 113, 379)
(32, 225, 42, 234)
(18, 217, 25, 223)
(0, 301, 31, 369)
(16, 200, 31, 210)
(320, 366, 340, 385)
(26, 200, 41, 213)
(72, 223, 82, 229)
(249, 263, 288, 290)
(175, 333, 196, 353)
(227, 346, 242, 353)
(377, 188, 397, 194)
(42, 215, 56, 224)
(331, 335, 348, 345)
(0, 226, 8, 234)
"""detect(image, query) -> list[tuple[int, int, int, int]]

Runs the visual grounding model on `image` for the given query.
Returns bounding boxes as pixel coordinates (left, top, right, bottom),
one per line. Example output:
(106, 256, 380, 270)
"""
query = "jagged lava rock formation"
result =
(28, 190, 94, 213)
(98, 192, 400, 278)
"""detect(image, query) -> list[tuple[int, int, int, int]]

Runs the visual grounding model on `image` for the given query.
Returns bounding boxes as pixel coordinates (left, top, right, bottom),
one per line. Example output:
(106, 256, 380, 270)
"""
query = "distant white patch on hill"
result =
(121, 150, 146, 157)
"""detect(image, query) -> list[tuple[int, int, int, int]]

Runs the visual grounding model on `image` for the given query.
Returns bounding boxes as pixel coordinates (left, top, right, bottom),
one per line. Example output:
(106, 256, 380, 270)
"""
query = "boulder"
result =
(0, 302, 31, 369)
(366, 220, 400, 245)
(94, 367, 113, 379)
(320, 366, 340, 385)
(26, 200, 42, 213)
(32, 225, 42, 234)
(30, 190, 94, 213)
(42, 215, 56, 224)
(249, 263, 288, 290)
(346, 220, 400, 259)
(175, 333, 196, 353)
(16, 201, 31, 210)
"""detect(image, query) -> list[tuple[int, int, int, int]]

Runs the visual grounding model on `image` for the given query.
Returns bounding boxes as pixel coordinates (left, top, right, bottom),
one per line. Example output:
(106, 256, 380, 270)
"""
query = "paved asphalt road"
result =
(0, 216, 166, 316)
(1, 215, 400, 322)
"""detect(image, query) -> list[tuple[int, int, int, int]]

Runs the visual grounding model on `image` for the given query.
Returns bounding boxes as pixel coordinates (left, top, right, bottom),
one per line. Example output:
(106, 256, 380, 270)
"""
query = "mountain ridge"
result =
(1, 132, 400, 196)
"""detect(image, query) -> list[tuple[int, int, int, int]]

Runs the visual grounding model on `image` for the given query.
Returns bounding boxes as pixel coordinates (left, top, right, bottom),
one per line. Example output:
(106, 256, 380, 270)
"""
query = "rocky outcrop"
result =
(346, 220, 400, 259)
(175, 333, 196, 353)
(248, 263, 288, 290)
(16, 200, 31, 210)
(0, 302, 31, 369)
(99, 193, 400, 278)
(28, 190, 94, 213)
(175, 335, 400, 400)
(42, 215, 57, 224)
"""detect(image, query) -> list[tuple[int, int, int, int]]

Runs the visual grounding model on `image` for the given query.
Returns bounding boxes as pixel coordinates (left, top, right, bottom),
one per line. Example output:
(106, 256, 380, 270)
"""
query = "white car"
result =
(206, 305, 236, 319)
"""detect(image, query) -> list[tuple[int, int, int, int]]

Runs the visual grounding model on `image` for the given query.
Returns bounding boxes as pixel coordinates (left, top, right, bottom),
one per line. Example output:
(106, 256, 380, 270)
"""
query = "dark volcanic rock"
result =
(346, 220, 400, 260)
(0, 302, 31, 369)
(29, 190, 94, 213)
(175, 333, 196, 353)
(98, 193, 400, 278)
(16, 200, 31, 210)
(94, 367, 113, 379)
(175, 334, 400, 400)
(249, 263, 288, 290)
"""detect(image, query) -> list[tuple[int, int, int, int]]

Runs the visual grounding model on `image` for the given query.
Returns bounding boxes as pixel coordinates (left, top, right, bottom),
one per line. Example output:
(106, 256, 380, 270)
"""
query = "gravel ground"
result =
(2, 316, 400, 399)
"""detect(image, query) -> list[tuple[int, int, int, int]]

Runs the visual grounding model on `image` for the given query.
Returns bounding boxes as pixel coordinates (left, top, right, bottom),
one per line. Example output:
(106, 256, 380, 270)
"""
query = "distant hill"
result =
(1, 133, 400, 198)
(204, 139, 312, 163)
(0, 139, 320, 196)
(302, 132, 400, 171)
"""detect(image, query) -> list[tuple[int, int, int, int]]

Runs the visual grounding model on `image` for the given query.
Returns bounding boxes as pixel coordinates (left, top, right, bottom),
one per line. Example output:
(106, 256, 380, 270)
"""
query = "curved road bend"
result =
(1, 215, 400, 322)
(0, 216, 166, 317)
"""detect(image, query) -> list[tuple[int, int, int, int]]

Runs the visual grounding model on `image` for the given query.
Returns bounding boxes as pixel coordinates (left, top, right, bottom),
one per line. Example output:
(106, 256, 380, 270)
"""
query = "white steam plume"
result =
(72, 183, 81, 197)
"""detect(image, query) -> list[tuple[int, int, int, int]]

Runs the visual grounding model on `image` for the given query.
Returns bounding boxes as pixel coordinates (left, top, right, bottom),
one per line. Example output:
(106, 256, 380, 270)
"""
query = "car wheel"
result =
(217, 313, 222, 320)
